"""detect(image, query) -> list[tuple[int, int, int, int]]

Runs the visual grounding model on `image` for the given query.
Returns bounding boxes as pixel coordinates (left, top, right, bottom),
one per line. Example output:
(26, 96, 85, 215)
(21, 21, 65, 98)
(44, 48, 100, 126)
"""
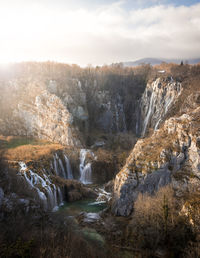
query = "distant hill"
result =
(123, 58, 200, 67)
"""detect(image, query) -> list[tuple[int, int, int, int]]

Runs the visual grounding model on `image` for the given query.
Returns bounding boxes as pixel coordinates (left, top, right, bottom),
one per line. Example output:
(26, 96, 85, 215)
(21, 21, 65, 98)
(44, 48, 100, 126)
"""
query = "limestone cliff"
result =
(138, 77, 182, 136)
(0, 80, 81, 147)
(112, 103, 200, 216)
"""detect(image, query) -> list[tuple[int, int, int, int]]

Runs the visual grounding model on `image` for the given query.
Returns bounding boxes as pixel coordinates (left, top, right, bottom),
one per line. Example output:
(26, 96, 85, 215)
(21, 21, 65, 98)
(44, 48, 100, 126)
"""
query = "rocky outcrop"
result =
(0, 89, 81, 147)
(112, 106, 200, 216)
(138, 77, 182, 136)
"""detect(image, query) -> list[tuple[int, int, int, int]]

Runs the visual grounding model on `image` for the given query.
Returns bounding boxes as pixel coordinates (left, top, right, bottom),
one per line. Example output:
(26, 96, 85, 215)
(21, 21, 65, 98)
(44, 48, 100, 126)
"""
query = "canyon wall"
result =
(112, 99, 200, 216)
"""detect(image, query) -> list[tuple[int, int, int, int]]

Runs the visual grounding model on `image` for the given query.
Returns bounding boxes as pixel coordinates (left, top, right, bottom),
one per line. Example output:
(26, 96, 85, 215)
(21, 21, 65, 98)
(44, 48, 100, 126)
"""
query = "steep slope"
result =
(112, 103, 200, 216)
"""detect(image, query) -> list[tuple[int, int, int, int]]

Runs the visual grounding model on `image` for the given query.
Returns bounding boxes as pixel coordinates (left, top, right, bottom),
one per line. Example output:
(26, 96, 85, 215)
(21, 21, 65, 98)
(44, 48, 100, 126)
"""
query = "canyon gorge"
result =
(0, 62, 200, 257)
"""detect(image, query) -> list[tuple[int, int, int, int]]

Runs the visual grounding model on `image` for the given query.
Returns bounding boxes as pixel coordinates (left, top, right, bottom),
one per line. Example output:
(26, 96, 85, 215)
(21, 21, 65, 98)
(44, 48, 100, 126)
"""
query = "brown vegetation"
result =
(124, 186, 195, 257)
(0, 136, 63, 162)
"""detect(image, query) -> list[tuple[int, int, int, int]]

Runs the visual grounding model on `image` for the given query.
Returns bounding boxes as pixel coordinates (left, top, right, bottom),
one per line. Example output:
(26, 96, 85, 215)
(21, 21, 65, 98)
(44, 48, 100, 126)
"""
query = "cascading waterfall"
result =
(64, 154, 73, 179)
(58, 158, 67, 179)
(79, 149, 93, 184)
(89, 188, 111, 205)
(53, 152, 73, 179)
(19, 162, 63, 211)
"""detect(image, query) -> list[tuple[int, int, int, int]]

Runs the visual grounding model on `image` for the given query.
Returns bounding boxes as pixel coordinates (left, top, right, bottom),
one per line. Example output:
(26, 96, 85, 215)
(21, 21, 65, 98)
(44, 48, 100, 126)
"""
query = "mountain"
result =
(123, 57, 200, 66)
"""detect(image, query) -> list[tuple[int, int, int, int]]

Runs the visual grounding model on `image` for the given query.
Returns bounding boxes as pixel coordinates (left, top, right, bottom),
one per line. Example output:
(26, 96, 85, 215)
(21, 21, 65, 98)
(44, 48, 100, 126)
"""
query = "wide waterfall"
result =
(19, 162, 63, 211)
(79, 149, 93, 184)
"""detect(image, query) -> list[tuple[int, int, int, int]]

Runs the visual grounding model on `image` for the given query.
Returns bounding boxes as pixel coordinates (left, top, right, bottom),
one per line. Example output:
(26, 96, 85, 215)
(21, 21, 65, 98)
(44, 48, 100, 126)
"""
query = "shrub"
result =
(125, 186, 193, 256)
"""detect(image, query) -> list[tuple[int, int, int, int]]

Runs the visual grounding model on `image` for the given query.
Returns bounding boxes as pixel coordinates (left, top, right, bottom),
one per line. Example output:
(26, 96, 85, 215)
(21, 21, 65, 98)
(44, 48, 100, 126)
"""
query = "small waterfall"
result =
(58, 158, 67, 179)
(57, 187, 63, 205)
(89, 188, 111, 205)
(19, 162, 63, 211)
(64, 154, 73, 179)
(79, 149, 93, 184)
(53, 154, 59, 175)
(53, 152, 70, 179)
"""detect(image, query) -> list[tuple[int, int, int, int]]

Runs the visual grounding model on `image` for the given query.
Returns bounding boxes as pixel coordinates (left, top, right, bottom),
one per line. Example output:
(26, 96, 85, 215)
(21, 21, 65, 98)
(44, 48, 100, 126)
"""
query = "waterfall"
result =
(53, 154, 59, 175)
(64, 155, 73, 179)
(19, 162, 63, 211)
(89, 188, 111, 205)
(58, 158, 67, 179)
(79, 149, 93, 184)
(141, 78, 182, 136)
(53, 153, 70, 179)
(142, 88, 155, 136)
(57, 187, 63, 205)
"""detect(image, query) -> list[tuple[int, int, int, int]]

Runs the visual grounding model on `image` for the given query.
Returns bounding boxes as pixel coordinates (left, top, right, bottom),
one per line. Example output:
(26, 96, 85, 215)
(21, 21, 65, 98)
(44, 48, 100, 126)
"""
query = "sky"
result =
(0, 0, 200, 66)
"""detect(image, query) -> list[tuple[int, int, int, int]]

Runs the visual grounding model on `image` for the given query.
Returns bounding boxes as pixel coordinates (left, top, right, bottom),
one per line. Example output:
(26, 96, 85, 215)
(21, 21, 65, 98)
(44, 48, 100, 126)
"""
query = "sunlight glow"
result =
(0, 1, 199, 65)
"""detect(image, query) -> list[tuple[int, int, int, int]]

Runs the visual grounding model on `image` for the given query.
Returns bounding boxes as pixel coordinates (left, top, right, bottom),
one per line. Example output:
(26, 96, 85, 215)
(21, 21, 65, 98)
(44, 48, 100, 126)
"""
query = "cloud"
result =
(0, 1, 199, 65)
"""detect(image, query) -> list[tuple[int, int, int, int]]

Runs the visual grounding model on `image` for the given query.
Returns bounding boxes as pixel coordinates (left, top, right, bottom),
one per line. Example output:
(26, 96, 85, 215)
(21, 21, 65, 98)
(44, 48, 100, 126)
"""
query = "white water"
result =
(142, 84, 156, 136)
(53, 153, 73, 179)
(58, 158, 67, 179)
(89, 188, 111, 205)
(64, 155, 73, 179)
(79, 149, 93, 184)
(19, 162, 63, 211)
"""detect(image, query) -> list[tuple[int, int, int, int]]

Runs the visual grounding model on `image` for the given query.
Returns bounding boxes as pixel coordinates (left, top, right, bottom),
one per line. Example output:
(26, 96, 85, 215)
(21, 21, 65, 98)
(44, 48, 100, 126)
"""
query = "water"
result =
(19, 161, 63, 211)
(79, 149, 93, 184)
(59, 199, 107, 216)
(53, 152, 74, 179)
(64, 154, 73, 179)
(142, 82, 156, 136)
(53, 154, 59, 175)
(58, 158, 67, 179)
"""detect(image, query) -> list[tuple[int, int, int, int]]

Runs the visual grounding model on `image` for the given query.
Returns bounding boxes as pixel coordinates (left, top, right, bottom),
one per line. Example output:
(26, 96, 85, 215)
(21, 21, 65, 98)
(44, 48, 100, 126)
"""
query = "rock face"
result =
(91, 92, 127, 133)
(112, 106, 200, 216)
(0, 86, 81, 147)
(138, 77, 182, 136)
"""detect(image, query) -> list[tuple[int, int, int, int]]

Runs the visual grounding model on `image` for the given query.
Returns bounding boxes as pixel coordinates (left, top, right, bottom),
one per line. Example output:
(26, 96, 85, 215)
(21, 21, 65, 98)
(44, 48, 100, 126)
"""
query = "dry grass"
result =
(1, 137, 63, 162)
(124, 185, 193, 256)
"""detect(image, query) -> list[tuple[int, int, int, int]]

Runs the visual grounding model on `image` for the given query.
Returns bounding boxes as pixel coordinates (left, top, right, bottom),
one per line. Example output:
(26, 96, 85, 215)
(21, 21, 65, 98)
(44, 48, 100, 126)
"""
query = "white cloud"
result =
(0, 1, 199, 65)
